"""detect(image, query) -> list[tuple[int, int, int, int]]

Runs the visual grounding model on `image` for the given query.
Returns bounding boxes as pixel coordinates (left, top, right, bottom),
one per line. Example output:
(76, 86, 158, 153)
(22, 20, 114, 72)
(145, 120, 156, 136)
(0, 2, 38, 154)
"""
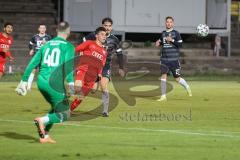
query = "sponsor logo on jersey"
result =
(0, 44, 9, 49)
(92, 51, 103, 60)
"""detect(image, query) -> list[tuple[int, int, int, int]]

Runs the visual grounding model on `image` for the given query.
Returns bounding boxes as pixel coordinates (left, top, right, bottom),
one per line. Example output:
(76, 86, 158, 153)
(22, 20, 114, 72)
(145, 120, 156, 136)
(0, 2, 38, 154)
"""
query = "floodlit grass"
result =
(0, 76, 240, 160)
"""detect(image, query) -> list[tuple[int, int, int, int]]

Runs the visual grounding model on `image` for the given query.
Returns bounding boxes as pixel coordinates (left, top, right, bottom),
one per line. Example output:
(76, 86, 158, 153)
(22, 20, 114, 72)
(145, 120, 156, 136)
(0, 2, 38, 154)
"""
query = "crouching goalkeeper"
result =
(15, 21, 75, 144)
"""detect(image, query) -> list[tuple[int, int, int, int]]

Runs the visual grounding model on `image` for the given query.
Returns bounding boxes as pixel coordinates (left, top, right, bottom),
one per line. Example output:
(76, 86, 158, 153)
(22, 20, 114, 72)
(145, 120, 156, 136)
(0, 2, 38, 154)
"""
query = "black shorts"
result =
(102, 65, 111, 81)
(94, 65, 111, 83)
(160, 60, 181, 78)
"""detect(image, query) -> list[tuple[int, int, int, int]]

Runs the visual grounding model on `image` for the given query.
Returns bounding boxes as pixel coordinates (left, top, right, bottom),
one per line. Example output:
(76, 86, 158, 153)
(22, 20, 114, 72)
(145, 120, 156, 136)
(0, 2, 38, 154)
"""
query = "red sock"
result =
(70, 99, 82, 111)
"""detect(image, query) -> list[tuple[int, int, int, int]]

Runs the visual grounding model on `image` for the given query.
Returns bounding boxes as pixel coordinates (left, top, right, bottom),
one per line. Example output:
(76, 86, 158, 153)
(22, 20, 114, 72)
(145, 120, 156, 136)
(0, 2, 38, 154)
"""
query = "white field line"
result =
(0, 118, 239, 138)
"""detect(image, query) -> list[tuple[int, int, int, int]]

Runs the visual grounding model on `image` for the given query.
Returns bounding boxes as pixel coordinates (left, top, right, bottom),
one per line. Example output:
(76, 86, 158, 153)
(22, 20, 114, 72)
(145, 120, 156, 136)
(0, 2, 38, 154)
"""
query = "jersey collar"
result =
(166, 28, 173, 32)
(38, 33, 46, 37)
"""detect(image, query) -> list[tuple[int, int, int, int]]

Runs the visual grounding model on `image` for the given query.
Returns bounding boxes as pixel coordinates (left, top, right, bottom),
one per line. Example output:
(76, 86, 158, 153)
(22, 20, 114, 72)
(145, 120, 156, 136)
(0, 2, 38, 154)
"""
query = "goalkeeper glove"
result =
(15, 80, 28, 96)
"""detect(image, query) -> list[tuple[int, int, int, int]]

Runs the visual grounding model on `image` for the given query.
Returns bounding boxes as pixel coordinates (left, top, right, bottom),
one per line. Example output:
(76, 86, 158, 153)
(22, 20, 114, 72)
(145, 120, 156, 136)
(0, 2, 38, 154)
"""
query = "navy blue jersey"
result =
(83, 32, 123, 69)
(29, 34, 52, 53)
(159, 29, 182, 61)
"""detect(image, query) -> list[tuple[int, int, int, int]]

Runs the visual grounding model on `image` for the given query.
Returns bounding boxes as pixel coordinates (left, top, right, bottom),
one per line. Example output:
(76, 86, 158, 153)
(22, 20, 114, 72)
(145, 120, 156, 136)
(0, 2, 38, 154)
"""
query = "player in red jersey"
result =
(0, 22, 14, 79)
(70, 27, 107, 111)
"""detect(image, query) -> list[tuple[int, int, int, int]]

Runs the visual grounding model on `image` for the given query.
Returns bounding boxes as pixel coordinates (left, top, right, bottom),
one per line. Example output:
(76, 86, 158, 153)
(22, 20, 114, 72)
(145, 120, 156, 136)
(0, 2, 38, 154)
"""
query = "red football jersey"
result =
(75, 40, 107, 80)
(0, 32, 13, 62)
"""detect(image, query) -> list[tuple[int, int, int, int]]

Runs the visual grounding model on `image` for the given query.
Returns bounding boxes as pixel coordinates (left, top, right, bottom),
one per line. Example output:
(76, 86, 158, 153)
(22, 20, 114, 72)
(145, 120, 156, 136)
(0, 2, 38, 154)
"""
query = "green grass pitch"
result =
(0, 78, 240, 160)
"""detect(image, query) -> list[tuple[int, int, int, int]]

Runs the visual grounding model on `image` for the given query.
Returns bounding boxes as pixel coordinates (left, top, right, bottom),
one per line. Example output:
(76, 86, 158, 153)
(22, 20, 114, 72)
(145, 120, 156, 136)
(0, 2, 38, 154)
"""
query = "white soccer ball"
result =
(196, 24, 209, 37)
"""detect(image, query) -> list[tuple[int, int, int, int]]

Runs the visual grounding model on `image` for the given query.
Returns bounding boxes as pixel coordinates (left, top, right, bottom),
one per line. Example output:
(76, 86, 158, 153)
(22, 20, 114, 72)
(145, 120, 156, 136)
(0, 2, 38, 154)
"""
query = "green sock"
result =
(48, 113, 61, 124)
(45, 123, 53, 133)
(47, 111, 70, 124)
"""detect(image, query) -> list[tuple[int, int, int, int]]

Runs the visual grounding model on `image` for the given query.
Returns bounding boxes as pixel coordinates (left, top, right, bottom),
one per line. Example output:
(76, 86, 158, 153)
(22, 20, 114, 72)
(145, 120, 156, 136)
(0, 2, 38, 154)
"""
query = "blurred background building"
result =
(0, 0, 239, 75)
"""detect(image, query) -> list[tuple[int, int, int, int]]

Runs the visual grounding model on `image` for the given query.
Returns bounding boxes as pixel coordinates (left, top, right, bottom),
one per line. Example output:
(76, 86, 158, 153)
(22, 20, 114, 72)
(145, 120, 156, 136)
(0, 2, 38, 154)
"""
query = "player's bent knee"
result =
(175, 77, 181, 82)
(100, 83, 108, 91)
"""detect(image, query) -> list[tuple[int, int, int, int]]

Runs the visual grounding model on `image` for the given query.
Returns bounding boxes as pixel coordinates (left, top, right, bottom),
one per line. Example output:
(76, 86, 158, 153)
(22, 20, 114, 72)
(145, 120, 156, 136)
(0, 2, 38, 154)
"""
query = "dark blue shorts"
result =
(102, 65, 111, 80)
(160, 60, 181, 78)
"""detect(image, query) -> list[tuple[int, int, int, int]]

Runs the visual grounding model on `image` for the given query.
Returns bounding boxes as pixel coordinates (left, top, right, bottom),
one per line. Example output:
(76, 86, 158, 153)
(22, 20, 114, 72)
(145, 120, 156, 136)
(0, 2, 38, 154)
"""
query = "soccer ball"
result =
(196, 24, 209, 37)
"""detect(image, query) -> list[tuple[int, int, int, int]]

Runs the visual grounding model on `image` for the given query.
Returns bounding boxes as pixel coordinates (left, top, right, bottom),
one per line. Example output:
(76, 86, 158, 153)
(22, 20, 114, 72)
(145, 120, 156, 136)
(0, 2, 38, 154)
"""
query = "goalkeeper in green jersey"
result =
(15, 21, 74, 144)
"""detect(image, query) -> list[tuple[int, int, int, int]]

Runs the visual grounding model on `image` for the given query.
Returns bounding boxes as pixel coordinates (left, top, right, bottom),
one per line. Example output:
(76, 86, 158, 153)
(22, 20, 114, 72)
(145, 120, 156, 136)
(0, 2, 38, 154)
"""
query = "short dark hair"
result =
(39, 24, 46, 27)
(95, 27, 106, 34)
(102, 17, 113, 25)
(165, 16, 174, 21)
(4, 22, 13, 28)
(57, 21, 69, 32)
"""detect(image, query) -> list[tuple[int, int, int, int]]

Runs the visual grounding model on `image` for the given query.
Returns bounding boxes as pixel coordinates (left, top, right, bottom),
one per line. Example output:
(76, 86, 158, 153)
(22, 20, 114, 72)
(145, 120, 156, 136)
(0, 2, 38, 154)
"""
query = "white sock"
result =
(161, 79, 167, 96)
(179, 78, 189, 90)
(27, 72, 35, 90)
(40, 116, 49, 125)
(102, 91, 109, 113)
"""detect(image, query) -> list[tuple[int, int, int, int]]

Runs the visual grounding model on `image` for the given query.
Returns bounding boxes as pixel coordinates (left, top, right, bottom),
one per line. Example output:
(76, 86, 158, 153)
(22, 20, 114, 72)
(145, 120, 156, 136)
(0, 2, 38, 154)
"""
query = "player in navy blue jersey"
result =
(155, 16, 192, 101)
(71, 17, 125, 117)
(27, 24, 51, 90)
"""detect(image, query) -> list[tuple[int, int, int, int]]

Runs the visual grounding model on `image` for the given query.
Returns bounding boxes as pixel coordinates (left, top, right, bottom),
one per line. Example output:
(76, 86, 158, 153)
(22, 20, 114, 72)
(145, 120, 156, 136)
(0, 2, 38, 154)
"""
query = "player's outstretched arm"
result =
(16, 47, 42, 96)
(22, 48, 42, 82)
